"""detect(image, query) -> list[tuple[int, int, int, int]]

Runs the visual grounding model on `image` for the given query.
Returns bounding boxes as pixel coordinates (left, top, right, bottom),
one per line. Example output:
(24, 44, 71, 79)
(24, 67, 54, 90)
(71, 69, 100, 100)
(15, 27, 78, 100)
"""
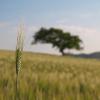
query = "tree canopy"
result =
(32, 27, 83, 55)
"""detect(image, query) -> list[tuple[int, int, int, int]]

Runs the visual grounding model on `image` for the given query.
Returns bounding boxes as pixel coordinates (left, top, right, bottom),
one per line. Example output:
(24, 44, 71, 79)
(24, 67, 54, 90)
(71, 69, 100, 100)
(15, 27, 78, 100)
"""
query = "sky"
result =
(0, 0, 100, 55)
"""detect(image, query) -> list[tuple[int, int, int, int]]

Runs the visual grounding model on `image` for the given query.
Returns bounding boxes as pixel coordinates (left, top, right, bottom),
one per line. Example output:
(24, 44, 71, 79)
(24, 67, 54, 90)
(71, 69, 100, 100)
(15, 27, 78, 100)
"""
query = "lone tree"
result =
(31, 27, 83, 55)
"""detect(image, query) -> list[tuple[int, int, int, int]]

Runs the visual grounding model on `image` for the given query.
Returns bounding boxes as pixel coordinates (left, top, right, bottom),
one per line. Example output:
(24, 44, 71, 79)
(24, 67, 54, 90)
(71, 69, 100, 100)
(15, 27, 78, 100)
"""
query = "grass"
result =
(0, 50, 100, 100)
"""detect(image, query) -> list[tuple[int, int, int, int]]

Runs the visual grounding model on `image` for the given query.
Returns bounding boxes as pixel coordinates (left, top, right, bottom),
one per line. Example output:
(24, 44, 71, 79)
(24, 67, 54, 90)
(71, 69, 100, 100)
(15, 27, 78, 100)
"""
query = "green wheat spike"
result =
(16, 25, 24, 75)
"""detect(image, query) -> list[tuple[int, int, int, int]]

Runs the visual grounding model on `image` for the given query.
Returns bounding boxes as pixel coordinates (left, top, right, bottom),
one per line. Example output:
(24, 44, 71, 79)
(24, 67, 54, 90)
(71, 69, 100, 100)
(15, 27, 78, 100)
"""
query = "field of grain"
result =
(0, 50, 100, 100)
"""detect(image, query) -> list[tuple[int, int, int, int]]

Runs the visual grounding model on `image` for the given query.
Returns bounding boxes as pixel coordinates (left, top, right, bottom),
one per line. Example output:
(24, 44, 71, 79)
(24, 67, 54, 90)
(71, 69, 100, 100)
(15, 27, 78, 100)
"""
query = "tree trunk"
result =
(60, 49, 65, 56)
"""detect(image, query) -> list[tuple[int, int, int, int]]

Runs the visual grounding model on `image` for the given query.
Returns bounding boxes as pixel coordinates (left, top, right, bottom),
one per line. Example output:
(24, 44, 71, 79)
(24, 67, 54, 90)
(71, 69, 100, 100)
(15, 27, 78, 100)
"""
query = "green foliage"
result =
(32, 27, 83, 55)
(0, 51, 100, 100)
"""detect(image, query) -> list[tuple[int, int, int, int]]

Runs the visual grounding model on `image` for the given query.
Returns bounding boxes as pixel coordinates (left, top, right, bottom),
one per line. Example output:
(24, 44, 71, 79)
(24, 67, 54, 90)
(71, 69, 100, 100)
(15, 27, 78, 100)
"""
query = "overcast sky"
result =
(0, 0, 100, 55)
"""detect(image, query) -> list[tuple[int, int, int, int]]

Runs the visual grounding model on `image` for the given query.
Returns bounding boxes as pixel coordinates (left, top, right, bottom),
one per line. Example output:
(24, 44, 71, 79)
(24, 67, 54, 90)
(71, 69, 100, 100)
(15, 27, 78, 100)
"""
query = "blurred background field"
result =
(0, 50, 100, 100)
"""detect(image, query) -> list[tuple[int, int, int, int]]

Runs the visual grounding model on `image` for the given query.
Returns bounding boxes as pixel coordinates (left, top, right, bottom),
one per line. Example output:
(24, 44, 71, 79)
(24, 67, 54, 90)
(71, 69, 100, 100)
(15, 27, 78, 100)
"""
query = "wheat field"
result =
(0, 50, 100, 100)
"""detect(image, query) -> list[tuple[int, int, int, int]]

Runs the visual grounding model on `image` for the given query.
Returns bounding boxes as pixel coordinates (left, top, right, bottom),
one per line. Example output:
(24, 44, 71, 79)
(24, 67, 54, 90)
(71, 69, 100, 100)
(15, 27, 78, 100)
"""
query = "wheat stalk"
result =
(16, 25, 24, 75)
(15, 24, 24, 100)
